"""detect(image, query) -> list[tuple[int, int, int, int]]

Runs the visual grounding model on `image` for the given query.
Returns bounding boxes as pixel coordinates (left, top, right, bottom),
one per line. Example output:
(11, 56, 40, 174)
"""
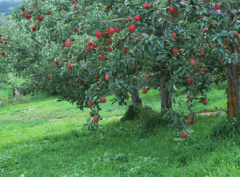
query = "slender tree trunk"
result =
(160, 63, 172, 116)
(226, 39, 240, 121)
(130, 89, 142, 107)
(226, 65, 240, 119)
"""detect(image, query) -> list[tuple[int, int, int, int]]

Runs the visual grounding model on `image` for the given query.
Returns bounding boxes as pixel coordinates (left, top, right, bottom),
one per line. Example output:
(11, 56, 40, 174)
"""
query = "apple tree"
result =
(3, 0, 240, 133)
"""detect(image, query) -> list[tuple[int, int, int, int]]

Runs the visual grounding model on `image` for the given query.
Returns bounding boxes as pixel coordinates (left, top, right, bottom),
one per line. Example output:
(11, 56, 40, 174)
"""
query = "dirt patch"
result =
(14, 109, 37, 113)
(106, 116, 122, 120)
(7, 111, 226, 122)
(11, 118, 27, 121)
(197, 111, 226, 116)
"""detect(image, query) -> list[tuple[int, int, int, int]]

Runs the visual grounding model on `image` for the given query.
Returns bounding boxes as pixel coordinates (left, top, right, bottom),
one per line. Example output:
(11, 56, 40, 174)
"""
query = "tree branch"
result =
(104, 17, 133, 23)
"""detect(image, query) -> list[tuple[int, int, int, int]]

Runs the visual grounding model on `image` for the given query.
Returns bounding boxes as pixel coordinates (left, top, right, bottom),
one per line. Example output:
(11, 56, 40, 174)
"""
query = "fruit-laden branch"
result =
(179, 1, 240, 17)
(104, 2, 240, 24)
(104, 17, 133, 23)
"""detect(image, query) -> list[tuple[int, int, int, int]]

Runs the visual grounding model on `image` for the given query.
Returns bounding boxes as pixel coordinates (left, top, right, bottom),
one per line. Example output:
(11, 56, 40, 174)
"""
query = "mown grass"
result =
(0, 82, 235, 177)
(2, 115, 240, 177)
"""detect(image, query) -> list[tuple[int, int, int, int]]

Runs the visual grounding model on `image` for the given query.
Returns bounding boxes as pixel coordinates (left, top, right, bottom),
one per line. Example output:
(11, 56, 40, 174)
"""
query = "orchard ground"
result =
(1, 82, 240, 176)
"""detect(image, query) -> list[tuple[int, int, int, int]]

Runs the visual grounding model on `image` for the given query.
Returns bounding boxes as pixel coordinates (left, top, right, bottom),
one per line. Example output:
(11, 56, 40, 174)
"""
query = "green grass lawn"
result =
(1, 82, 236, 177)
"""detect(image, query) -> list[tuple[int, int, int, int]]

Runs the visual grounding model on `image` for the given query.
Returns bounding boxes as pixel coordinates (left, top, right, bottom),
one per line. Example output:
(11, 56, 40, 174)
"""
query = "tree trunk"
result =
(226, 39, 240, 121)
(130, 89, 142, 107)
(226, 64, 240, 120)
(160, 68, 172, 116)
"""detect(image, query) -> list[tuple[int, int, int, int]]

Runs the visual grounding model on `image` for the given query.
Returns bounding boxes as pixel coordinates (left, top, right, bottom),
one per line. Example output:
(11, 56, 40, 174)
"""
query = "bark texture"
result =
(226, 64, 240, 120)
(226, 39, 240, 120)
(160, 64, 172, 116)
(130, 89, 142, 107)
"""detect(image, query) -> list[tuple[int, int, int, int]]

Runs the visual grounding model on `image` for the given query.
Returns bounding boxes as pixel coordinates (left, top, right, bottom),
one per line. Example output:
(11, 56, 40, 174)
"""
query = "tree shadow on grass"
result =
(0, 115, 235, 177)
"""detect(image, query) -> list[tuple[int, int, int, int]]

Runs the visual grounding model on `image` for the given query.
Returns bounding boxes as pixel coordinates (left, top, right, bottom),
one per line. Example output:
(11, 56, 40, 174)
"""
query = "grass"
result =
(1, 82, 236, 177)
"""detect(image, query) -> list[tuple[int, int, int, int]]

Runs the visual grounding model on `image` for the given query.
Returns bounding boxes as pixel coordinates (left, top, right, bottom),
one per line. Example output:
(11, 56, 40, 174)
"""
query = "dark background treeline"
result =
(0, 0, 20, 15)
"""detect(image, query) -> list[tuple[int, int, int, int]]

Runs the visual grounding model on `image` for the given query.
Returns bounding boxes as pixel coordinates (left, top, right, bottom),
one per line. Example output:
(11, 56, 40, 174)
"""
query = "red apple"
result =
(46, 76, 50, 80)
(0, 39, 3, 43)
(34, 82, 38, 86)
(65, 40, 72, 47)
(137, 35, 142, 42)
(105, 74, 110, 81)
(168, 6, 175, 13)
(98, 55, 104, 60)
(144, 3, 149, 9)
(107, 46, 113, 52)
(55, 60, 59, 65)
(87, 46, 92, 51)
(122, 48, 128, 54)
(203, 28, 208, 33)
(1, 52, 5, 56)
(106, 39, 113, 44)
(191, 60, 198, 66)
(79, 79, 84, 84)
(220, 58, 224, 64)
(21, 12, 25, 17)
(93, 43, 97, 48)
(107, 27, 115, 35)
(93, 116, 99, 122)
(32, 26, 36, 31)
(142, 89, 148, 94)
(106, 5, 111, 10)
(87, 41, 93, 46)
(134, 15, 141, 21)
(171, 33, 176, 39)
(95, 31, 102, 38)
(188, 78, 193, 84)
(202, 99, 208, 105)
(196, 8, 200, 12)
(72, 1, 78, 5)
(129, 24, 135, 32)
(67, 64, 73, 70)
(26, 14, 31, 19)
(212, 22, 217, 27)
(100, 97, 106, 103)
(174, 9, 180, 15)
(71, 83, 75, 87)
(94, 75, 99, 80)
(88, 100, 94, 107)
(181, 132, 187, 138)
(234, 32, 238, 38)
(74, 27, 78, 32)
(114, 26, 120, 33)
(37, 16, 43, 21)
(188, 119, 194, 124)
(215, 3, 221, 10)
(32, 4, 36, 7)
(172, 48, 179, 54)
